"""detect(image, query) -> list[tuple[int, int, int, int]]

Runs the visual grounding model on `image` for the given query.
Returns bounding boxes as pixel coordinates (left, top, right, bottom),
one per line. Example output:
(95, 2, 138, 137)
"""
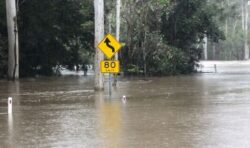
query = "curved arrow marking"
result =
(104, 38, 115, 53)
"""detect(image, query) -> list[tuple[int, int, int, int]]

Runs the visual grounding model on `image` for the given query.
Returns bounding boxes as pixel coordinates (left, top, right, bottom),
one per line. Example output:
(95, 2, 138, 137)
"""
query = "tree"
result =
(162, 0, 224, 63)
(0, 0, 8, 78)
(18, 0, 94, 76)
(119, 0, 224, 75)
(120, 0, 171, 75)
(6, 0, 19, 79)
(208, 0, 246, 60)
(116, 0, 121, 56)
(113, 0, 121, 86)
(94, 0, 104, 90)
(0, 0, 229, 78)
(203, 36, 208, 60)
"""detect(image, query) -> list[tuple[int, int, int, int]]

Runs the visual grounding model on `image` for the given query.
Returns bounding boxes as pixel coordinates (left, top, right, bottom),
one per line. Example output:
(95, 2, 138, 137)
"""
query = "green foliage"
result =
(160, 0, 224, 72)
(150, 46, 192, 75)
(0, 0, 7, 78)
(210, 0, 247, 60)
(126, 65, 143, 75)
(0, 0, 94, 77)
(218, 28, 245, 60)
(162, 0, 224, 48)
(120, 0, 223, 76)
(0, 37, 7, 78)
(18, 0, 94, 76)
(0, 0, 227, 77)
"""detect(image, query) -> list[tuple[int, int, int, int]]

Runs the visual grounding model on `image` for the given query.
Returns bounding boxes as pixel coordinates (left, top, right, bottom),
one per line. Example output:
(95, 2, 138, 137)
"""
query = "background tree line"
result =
(1, 0, 94, 78)
(117, 0, 224, 75)
(205, 0, 250, 60)
(0, 0, 232, 78)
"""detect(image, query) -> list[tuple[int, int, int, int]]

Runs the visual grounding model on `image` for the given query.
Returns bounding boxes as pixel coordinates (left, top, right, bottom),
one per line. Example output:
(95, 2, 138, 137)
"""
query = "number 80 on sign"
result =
(101, 60, 120, 73)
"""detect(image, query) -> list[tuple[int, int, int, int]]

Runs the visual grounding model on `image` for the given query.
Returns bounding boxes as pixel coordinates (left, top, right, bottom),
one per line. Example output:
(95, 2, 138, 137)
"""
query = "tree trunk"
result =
(115, 0, 121, 56)
(6, 0, 19, 80)
(223, 1, 228, 37)
(94, 0, 104, 90)
(108, 13, 112, 33)
(245, 1, 249, 60)
(242, 0, 245, 30)
(225, 19, 228, 37)
(212, 42, 216, 60)
(233, 20, 238, 35)
(113, 0, 121, 87)
(203, 36, 208, 60)
(143, 48, 146, 77)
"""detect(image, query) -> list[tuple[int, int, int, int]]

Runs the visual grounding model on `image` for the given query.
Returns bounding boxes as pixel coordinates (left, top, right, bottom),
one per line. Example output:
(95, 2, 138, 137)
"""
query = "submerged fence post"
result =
(8, 97, 12, 114)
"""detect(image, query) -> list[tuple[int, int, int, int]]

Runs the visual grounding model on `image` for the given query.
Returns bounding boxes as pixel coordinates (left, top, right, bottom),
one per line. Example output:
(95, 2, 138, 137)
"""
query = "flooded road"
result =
(0, 72, 250, 147)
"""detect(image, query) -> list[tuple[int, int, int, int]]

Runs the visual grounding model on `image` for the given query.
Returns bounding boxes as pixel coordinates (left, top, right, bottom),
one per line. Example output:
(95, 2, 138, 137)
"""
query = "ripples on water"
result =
(0, 73, 250, 147)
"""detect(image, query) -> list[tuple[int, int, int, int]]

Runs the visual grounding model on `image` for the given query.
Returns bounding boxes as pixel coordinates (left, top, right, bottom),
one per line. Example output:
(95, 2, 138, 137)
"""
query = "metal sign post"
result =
(97, 34, 122, 97)
(109, 73, 111, 97)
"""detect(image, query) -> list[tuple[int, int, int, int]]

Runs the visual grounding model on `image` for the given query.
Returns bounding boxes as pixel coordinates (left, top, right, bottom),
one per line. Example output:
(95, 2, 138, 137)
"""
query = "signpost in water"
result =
(98, 34, 122, 95)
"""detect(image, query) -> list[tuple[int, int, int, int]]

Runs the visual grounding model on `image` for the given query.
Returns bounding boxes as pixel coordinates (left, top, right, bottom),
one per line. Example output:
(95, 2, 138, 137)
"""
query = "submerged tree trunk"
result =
(94, 0, 104, 90)
(6, 0, 19, 80)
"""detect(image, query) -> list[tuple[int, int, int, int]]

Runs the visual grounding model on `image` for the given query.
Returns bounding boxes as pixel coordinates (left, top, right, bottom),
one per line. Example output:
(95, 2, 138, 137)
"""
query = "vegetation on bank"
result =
(0, 0, 227, 78)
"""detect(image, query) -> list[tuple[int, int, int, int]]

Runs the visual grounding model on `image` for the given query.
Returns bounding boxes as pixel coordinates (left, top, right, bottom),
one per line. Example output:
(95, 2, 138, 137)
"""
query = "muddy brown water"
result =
(0, 73, 250, 148)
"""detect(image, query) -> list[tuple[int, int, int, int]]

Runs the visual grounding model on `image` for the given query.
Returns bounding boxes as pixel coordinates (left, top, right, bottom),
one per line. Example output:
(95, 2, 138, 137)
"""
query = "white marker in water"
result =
(8, 97, 12, 114)
(122, 95, 126, 103)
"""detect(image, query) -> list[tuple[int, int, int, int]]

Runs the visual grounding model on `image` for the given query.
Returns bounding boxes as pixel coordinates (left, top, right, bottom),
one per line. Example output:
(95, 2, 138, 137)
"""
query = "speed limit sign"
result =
(101, 60, 120, 73)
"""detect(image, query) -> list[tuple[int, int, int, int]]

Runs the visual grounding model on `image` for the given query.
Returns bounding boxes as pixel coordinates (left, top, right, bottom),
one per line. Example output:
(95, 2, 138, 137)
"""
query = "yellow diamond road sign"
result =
(98, 34, 122, 59)
(101, 60, 120, 73)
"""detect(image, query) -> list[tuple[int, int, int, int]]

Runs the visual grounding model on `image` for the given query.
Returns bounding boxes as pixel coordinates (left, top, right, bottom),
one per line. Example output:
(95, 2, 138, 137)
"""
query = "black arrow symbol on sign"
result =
(104, 38, 115, 53)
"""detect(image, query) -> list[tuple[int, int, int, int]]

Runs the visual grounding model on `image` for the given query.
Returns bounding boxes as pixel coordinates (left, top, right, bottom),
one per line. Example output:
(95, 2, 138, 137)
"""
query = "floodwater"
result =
(1, 64, 250, 148)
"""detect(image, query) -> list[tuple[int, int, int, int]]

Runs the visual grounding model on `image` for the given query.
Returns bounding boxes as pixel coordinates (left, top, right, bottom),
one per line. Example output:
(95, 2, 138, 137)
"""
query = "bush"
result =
(147, 45, 195, 76)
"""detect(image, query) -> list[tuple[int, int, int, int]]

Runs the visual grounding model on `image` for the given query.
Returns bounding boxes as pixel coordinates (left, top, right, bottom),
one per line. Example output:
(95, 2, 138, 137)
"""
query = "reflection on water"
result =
(0, 74, 250, 147)
(7, 114, 13, 148)
(8, 81, 20, 100)
(95, 92, 122, 148)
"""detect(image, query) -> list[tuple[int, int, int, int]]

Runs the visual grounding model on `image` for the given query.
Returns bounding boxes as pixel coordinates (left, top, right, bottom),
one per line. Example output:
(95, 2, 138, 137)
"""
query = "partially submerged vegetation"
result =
(0, 0, 238, 78)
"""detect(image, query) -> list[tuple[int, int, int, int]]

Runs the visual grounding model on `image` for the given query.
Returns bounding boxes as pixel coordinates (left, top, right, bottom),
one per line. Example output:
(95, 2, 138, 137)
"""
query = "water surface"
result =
(0, 72, 250, 148)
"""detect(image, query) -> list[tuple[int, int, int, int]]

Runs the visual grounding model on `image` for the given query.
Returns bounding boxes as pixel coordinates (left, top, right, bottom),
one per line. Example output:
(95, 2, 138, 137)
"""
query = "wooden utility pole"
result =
(6, 0, 19, 79)
(94, 0, 104, 90)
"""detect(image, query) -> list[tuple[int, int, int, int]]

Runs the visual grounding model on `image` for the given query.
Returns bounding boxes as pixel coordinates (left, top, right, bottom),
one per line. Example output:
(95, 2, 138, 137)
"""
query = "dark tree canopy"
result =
(18, 0, 94, 76)
(0, 0, 7, 77)
(0, 0, 226, 77)
(119, 0, 225, 75)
